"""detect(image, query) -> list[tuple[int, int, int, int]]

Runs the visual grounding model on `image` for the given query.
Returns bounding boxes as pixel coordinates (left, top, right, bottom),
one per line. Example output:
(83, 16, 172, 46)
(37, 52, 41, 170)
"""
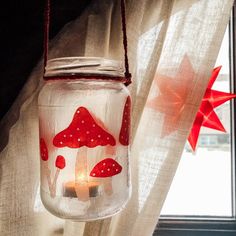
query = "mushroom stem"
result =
(51, 168, 60, 198)
(75, 147, 89, 201)
(103, 145, 116, 195)
(43, 162, 54, 196)
(103, 177, 113, 196)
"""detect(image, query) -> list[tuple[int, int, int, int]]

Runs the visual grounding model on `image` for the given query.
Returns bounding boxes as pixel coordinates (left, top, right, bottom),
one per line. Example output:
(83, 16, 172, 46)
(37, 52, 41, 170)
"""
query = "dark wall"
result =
(0, 0, 91, 120)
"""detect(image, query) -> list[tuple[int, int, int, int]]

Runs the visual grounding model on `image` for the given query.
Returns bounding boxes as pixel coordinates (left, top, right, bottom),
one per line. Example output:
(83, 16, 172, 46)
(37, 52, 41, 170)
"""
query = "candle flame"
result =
(76, 172, 86, 181)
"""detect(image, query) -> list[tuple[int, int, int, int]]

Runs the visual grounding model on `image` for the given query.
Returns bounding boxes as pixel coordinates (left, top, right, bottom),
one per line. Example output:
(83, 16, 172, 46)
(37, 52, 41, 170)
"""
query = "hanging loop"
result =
(43, 0, 132, 85)
(120, 0, 132, 86)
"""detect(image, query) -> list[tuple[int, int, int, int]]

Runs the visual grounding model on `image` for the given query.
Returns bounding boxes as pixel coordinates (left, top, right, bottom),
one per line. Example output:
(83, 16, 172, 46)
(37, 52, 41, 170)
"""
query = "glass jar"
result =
(38, 57, 131, 221)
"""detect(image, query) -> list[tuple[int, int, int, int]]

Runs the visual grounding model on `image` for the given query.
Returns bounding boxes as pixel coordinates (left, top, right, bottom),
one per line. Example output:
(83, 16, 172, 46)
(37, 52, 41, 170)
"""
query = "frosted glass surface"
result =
(38, 80, 131, 221)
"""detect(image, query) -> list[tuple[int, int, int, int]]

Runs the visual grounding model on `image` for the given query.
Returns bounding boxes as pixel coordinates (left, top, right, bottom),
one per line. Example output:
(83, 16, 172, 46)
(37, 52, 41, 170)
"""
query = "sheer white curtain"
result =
(0, 0, 233, 235)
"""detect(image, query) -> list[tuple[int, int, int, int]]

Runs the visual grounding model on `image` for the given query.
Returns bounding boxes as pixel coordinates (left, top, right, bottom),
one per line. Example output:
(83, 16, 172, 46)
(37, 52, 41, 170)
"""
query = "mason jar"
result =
(38, 57, 131, 221)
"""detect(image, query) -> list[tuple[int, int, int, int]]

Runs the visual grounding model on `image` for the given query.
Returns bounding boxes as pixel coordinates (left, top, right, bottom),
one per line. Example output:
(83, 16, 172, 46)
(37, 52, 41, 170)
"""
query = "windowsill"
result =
(154, 216, 236, 235)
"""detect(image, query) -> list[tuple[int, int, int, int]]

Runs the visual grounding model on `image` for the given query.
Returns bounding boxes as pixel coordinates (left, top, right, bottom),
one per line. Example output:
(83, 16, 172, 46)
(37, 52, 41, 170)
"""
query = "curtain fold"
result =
(0, 0, 233, 235)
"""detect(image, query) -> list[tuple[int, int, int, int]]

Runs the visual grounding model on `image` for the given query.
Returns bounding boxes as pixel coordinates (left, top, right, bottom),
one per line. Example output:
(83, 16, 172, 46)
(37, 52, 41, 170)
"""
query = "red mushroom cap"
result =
(90, 158, 122, 178)
(53, 107, 116, 148)
(55, 155, 66, 169)
(119, 96, 131, 145)
(40, 138, 48, 161)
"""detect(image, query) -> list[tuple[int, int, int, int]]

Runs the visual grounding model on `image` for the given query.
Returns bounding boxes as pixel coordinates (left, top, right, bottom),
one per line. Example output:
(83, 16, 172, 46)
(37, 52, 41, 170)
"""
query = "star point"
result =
(188, 66, 236, 151)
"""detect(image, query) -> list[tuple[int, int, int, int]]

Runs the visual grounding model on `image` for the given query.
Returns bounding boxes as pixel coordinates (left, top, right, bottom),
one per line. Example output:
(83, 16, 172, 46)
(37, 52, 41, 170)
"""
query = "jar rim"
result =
(45, 57, 125, 78)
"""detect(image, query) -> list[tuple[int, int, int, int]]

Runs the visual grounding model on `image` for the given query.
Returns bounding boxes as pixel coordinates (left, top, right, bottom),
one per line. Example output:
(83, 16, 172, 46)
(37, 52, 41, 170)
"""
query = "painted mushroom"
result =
(50, 155, 66, 198)
(119, 96, 131, 145)
(40, 138, 53, 195)
(90, 158, 122, 194)
(53, 106, 116, 201)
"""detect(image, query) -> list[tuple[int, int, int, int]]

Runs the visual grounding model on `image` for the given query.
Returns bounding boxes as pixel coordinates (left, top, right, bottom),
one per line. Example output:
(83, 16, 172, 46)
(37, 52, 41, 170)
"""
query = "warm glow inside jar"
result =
(38, 57, 131, 221)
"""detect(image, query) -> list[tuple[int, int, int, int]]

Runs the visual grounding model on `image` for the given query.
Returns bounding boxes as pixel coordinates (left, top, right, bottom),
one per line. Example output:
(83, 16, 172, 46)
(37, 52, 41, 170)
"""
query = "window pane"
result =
(161, 27, 232, 217)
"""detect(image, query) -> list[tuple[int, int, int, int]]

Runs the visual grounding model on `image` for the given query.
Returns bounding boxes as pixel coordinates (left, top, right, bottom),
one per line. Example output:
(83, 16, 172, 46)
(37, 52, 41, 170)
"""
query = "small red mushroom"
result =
(90, 158, 122, 178)
(55, 155, 66, 169)
(40, 138, 48, 161)
(51, 155, 66, 198)
(119, 96, 131, 145)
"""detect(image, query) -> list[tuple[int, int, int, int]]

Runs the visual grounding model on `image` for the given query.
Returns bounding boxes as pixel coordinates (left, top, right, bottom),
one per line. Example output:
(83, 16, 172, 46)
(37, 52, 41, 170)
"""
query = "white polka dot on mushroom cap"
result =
(81, 120, 85, 123)
(77, 110, 80, 113)
(92, 124, 95, 127)
(91, 139, 94, 142)
(78, 138, 80, 141)
(98, 135, 101, 138)
(101, 170, 104, 173)
(116, 169, 119, 172)
(63, 135, 66, 137)
(69, 134, 72, 137)
(92, 173, 96, 176)
(112, 164, 115, 167)
(60, 141, 63, 144)
(103, 163, 106, 166)
(86, 131, 90, 134)
(77, 128, 80, 131)
(107, 168, 110, 171)
(107, 137, 109, 140)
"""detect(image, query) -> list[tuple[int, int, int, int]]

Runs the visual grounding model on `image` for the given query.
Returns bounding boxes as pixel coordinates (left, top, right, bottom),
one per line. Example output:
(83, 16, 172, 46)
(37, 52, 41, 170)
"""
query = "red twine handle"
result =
(43, 0, 132, 86)
(43, 0, 50, 75)
(120, 0, 131, 86)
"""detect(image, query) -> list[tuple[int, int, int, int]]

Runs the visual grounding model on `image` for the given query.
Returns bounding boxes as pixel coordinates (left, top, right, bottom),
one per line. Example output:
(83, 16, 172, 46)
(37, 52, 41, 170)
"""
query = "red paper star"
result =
(147, 55, 195, 137)
(188, 66, 236, 151)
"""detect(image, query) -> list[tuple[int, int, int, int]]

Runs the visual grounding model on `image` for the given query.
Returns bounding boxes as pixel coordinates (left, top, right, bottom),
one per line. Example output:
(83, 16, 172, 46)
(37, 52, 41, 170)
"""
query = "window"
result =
(154, 5, 236, 236)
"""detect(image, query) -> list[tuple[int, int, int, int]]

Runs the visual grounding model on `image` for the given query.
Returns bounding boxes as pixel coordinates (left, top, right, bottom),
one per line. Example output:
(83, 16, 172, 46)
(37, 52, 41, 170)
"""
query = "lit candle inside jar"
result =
(63, 173, 101, 201)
